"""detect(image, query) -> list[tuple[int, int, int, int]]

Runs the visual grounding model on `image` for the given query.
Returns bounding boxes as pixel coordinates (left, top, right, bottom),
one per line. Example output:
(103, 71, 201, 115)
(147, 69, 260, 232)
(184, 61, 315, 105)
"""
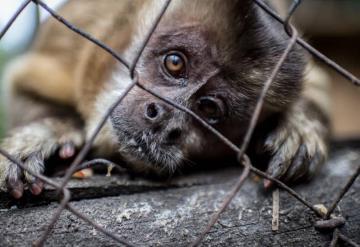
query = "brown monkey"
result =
(0, 0, 329, 198)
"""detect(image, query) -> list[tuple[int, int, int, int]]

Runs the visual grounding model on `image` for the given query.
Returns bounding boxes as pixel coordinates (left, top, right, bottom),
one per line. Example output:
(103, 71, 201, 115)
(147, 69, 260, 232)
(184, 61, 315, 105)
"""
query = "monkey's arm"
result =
(0, 0, 138, 198)
(263, 65, 330, 186)
(0, 88, 84, 198)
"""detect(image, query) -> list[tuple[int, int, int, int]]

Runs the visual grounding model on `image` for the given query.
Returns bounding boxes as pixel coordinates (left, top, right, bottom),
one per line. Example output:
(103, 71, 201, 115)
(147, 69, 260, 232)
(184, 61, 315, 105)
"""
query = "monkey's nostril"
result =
(145, 103, 159, 120)
(166, 128, 182, 143)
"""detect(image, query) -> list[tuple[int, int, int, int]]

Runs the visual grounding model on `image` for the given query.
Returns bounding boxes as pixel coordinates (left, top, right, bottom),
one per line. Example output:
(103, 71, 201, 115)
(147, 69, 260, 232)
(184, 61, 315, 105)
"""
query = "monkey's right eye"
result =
(163, 52, 187, 78)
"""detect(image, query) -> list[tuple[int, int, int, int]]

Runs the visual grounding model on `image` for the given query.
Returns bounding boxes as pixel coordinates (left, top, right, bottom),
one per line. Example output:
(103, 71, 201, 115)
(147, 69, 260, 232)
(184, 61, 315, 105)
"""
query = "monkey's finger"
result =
(264, 156, 291, 189)
(30, 179, 44, 196)
(264, 128, 301, 189)
(283, 144, 310, 183)
(9, 180, 24, 199)
(307, 150, 324, 180)
(59, 141, 76, 159)
(264, 159, 292, 189)
(23, 152, 45, 195)
(6, 163, 24, 199)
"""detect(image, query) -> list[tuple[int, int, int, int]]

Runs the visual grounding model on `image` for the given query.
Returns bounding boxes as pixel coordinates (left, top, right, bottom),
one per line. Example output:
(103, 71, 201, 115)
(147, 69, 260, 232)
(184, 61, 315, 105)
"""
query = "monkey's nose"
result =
(144, 102, 165, 122)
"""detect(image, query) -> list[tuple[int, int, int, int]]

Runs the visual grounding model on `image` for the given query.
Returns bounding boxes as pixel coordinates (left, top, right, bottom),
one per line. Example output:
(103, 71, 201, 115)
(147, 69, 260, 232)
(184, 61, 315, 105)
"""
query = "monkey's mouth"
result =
(117, 131, 184, 173)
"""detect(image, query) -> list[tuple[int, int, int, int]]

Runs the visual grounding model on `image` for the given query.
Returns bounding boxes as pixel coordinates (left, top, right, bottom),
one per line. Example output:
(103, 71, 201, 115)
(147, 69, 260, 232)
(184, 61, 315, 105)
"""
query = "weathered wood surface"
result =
(0, 144, 359, 247)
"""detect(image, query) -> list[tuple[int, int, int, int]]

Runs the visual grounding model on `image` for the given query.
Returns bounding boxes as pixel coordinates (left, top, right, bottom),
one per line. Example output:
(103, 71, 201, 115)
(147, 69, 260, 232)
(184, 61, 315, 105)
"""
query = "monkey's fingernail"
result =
(59, 142, 75, 159)
(264, 179, 273, 189)
(30, 183, 43, 195)
(10, 189, 23, 199)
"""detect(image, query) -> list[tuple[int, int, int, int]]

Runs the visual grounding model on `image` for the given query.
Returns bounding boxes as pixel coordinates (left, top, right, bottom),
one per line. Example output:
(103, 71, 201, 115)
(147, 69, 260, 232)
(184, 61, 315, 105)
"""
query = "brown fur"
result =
(0, 0, 330, 197)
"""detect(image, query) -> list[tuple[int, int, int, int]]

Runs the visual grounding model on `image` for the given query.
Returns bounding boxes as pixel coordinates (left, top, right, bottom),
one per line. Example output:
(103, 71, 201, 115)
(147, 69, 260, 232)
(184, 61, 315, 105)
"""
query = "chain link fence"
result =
(0, 0, 359, 246)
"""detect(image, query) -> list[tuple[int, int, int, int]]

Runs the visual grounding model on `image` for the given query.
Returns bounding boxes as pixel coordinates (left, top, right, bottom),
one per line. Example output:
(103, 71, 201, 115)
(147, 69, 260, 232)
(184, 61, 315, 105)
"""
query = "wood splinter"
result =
(272, 188, 280, 231)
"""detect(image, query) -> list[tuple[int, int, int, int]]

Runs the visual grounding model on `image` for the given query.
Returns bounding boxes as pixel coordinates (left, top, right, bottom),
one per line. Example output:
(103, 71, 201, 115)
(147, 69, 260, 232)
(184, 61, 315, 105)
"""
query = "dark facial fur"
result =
(109, 0, 306, 174)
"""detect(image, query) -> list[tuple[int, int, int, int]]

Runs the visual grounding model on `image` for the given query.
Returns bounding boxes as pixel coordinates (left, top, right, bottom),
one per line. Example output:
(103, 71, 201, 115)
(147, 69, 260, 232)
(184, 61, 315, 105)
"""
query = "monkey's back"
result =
(3, 0, 143, 115)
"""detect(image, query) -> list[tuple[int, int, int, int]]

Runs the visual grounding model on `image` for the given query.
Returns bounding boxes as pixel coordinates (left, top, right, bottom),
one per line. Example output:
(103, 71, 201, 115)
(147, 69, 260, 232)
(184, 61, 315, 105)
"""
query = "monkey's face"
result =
(110, 25, 245, 173)
(107, 1, 305, 174)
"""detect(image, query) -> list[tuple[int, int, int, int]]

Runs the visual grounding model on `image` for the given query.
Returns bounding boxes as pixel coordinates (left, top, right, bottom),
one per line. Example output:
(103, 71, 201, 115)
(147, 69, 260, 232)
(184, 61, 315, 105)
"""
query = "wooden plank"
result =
(0, 145, 359, 246)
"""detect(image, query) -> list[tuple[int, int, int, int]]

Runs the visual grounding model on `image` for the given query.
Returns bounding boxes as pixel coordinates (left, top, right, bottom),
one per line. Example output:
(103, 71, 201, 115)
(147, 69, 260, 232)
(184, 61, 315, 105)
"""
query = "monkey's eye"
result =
(163, 52, 187, 78)
(197, 96, 226, 124)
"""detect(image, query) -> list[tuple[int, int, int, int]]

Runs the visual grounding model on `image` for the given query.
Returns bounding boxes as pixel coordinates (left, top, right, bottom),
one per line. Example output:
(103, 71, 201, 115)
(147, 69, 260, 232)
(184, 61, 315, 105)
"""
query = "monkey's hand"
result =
(263, 100, 329, 187)
(0, 119, 83, 198)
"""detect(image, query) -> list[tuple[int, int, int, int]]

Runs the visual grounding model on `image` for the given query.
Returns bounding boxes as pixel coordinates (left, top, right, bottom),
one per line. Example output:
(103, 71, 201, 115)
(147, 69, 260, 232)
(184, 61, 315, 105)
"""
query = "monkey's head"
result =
(102, 0, 306, 174)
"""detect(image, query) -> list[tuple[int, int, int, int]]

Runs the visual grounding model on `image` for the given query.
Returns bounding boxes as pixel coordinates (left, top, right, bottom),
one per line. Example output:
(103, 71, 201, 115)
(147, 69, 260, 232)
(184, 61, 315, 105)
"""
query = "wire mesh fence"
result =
(0, 0, 359, 246)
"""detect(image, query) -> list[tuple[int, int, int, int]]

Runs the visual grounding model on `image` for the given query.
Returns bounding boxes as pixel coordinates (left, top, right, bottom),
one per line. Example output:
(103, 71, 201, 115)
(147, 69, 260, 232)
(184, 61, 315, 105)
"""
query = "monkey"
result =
(0, 0, 330, 199)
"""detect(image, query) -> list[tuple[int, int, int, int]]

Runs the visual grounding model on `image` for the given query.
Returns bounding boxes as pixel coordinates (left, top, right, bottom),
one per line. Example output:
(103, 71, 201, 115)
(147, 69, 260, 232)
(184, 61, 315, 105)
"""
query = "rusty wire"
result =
(0, 0, 359, 246)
